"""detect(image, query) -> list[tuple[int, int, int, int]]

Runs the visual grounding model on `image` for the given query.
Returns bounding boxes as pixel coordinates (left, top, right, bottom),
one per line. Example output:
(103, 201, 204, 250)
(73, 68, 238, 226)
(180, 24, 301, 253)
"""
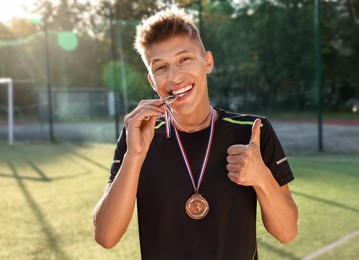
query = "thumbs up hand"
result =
(227, 118, 270, 187)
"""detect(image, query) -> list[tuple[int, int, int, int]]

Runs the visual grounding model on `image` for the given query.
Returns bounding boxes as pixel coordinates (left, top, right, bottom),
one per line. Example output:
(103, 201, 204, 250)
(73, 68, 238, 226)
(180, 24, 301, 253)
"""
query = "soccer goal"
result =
(0, 78, 14, 145)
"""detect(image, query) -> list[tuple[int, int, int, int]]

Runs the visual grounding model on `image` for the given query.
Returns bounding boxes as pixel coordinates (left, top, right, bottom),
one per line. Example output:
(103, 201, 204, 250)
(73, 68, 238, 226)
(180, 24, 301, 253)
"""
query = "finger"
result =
(139, 98, 165, 106)
(129, 99, 165, 115)
(125, 107, 164, 128)
(147, 115, 158, 127)
(228, 172, 243, 185)
(249, 118, 261, 147)
(226, 155, 237, 164)
(133, 108, 164, 122)
(226, 154, 247, 164)
(125, 108, 162, 126)
(226, 163, 241, 173)
(227, 144, 247, 155)
(128, 100, 165, 118)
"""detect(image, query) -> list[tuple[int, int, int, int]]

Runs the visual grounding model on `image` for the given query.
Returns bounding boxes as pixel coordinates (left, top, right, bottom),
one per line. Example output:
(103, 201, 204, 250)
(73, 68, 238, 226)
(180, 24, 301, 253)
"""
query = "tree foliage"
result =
(0, 0, 358, 113)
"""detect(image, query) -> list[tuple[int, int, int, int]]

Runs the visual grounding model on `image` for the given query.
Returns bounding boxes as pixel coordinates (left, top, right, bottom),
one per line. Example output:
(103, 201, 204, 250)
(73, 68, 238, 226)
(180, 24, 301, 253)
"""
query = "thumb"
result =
(249, 118, 261, 147)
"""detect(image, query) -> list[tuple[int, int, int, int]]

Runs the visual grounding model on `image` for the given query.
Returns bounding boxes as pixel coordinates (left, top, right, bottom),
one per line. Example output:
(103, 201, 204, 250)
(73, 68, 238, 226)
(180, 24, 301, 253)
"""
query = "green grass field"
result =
(0, 143, 358, 260)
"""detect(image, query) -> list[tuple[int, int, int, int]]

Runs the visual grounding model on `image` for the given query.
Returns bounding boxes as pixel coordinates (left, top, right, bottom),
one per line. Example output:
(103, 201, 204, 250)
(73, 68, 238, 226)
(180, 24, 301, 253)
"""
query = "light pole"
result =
(31, 16, 55, 142)
(44, 19, 55, 142)
(0, 78, 14, 146)
(314, 0, 323, 152)
(117, 23, 129, 116)
(109, 5, 120, 139)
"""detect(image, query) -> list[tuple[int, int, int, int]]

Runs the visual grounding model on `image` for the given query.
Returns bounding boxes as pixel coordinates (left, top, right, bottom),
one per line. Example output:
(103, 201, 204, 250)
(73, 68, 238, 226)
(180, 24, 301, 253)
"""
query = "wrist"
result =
(253, 166, 273, 192)
(124, 150, 147, 163)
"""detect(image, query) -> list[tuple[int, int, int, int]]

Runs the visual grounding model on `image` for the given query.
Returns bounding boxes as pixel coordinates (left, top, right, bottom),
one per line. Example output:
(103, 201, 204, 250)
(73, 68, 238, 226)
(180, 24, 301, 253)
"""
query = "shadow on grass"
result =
(25, 158, 92, 181)
(64, 149, 110, 171)
(0, 172, 49, 182)
(292, 191, 359, 214)
(0, 159, 90, 182)
(25, 160, 50, 182)
(258, 241, 300, 260)
(0, 159, 51, 182)
(7, 162, 71, 260)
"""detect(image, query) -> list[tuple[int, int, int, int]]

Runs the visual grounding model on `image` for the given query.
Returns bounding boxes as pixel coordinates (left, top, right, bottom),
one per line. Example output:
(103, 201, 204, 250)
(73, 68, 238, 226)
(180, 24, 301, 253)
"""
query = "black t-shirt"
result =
(109, 108, 294, 260)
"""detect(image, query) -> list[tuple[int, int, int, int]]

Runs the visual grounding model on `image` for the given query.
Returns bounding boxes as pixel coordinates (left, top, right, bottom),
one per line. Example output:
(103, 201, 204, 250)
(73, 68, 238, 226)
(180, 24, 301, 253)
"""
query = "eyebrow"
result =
(151, 50, 192, 67)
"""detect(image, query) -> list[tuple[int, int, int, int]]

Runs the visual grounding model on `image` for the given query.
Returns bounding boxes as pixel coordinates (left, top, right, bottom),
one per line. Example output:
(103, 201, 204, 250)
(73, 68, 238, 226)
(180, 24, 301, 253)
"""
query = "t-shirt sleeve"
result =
(108, 127, 127, 183)
(260, 118, 294, 186)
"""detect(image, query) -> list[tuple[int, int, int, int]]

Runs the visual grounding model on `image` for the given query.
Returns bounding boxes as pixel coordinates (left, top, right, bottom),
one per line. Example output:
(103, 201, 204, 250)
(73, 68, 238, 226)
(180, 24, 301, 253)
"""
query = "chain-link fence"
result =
(0, 0, 358, 153)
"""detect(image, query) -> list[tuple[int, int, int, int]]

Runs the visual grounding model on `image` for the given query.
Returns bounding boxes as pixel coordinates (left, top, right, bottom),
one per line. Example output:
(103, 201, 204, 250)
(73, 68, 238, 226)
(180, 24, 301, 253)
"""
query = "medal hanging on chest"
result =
(185, 193, 209, 220)
(166, 107, 215, 220)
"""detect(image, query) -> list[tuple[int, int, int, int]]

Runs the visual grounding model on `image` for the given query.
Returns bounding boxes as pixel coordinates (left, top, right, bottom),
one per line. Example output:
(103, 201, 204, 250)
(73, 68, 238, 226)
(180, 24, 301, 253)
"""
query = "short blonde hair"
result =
(134, 6, 204, 64)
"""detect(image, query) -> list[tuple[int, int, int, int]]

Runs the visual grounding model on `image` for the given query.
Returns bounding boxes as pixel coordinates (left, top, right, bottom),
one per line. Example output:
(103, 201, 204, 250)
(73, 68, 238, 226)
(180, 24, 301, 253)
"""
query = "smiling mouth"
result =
(171, 84, 193, 97)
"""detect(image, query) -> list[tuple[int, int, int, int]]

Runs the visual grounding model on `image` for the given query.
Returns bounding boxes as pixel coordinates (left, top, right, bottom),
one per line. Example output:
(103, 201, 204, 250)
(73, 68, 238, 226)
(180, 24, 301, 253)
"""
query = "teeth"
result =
(172, 85, 193, 95)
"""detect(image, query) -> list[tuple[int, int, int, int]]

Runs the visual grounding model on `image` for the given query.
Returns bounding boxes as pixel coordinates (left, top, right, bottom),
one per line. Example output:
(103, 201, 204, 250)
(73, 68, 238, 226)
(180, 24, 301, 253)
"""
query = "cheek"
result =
(152, 76, 166, 91)
(151, 84, 166, 97)
(191, 64, 208, 79)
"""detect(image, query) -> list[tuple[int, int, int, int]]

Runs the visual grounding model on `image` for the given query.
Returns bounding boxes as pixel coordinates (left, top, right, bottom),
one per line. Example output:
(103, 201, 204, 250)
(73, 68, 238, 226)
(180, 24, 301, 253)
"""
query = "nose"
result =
(167, 65, 183, 83)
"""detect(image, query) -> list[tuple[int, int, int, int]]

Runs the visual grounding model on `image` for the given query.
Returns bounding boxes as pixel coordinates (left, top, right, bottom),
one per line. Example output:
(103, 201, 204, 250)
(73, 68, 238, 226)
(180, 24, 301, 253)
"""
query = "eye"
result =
(156, 66, 165, 71)
(180, 56, 192, 63)
(154, 65, 167, 74)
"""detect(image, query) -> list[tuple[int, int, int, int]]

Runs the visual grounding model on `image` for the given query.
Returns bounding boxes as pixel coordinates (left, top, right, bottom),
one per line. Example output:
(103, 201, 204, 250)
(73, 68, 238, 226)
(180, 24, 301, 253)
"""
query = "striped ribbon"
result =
(164, 106, 215, 192)
(164, 107, 172, 138)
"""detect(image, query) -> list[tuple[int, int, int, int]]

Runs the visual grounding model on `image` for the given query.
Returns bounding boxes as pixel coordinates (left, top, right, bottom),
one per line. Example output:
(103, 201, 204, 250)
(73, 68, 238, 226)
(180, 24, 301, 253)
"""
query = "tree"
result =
(1, 0, 358, 113)
(321, 0, 359, 110)
(200, 0, 315, 112)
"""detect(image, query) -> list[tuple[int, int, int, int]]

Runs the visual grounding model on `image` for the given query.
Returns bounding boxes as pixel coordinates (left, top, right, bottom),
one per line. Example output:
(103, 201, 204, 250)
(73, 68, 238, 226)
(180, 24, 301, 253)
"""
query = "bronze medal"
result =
(166, 107, 215, 221)
(185, 193, 209, 220)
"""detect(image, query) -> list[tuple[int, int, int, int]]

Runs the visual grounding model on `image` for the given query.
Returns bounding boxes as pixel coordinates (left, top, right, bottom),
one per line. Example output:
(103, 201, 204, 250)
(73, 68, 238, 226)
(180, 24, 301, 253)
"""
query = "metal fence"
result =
(0, 0, 358, 153)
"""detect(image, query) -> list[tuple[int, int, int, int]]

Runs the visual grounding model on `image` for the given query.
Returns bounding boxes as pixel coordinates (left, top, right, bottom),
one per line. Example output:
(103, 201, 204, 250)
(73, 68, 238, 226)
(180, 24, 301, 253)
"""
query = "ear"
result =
(147, 73, 157, 92)
(204, 51, 214, 74)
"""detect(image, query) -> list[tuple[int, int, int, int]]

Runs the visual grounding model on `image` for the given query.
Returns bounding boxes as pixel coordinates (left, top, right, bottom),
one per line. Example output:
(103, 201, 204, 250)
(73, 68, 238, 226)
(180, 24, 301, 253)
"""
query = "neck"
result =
(173, 106, 215, 133)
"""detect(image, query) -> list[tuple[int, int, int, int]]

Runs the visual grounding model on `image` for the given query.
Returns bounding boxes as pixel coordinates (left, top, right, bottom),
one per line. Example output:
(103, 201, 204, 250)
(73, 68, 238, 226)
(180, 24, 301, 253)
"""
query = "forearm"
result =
(93, 152, 146, 248)
(254, 169, 298, 243)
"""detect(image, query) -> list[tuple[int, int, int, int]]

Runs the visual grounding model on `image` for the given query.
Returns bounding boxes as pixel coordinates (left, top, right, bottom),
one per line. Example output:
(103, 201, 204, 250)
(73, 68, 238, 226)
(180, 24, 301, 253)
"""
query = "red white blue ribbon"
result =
(164, 106, 215, 192)
(164, 107, 172, 138)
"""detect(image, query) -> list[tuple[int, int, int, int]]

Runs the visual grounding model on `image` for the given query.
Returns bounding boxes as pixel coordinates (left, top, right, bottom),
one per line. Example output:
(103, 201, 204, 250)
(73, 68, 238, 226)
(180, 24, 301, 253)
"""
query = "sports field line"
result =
(301, 229, 359, 260)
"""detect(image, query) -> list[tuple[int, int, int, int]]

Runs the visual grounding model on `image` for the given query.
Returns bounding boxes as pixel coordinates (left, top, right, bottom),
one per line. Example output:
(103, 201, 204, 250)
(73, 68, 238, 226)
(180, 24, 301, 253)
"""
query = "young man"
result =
(93, 6, 298, 259)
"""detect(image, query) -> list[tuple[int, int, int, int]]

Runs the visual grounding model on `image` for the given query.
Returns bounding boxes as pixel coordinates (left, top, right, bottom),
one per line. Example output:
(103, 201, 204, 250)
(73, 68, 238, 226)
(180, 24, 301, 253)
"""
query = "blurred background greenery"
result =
(0, 0, 358, 145)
